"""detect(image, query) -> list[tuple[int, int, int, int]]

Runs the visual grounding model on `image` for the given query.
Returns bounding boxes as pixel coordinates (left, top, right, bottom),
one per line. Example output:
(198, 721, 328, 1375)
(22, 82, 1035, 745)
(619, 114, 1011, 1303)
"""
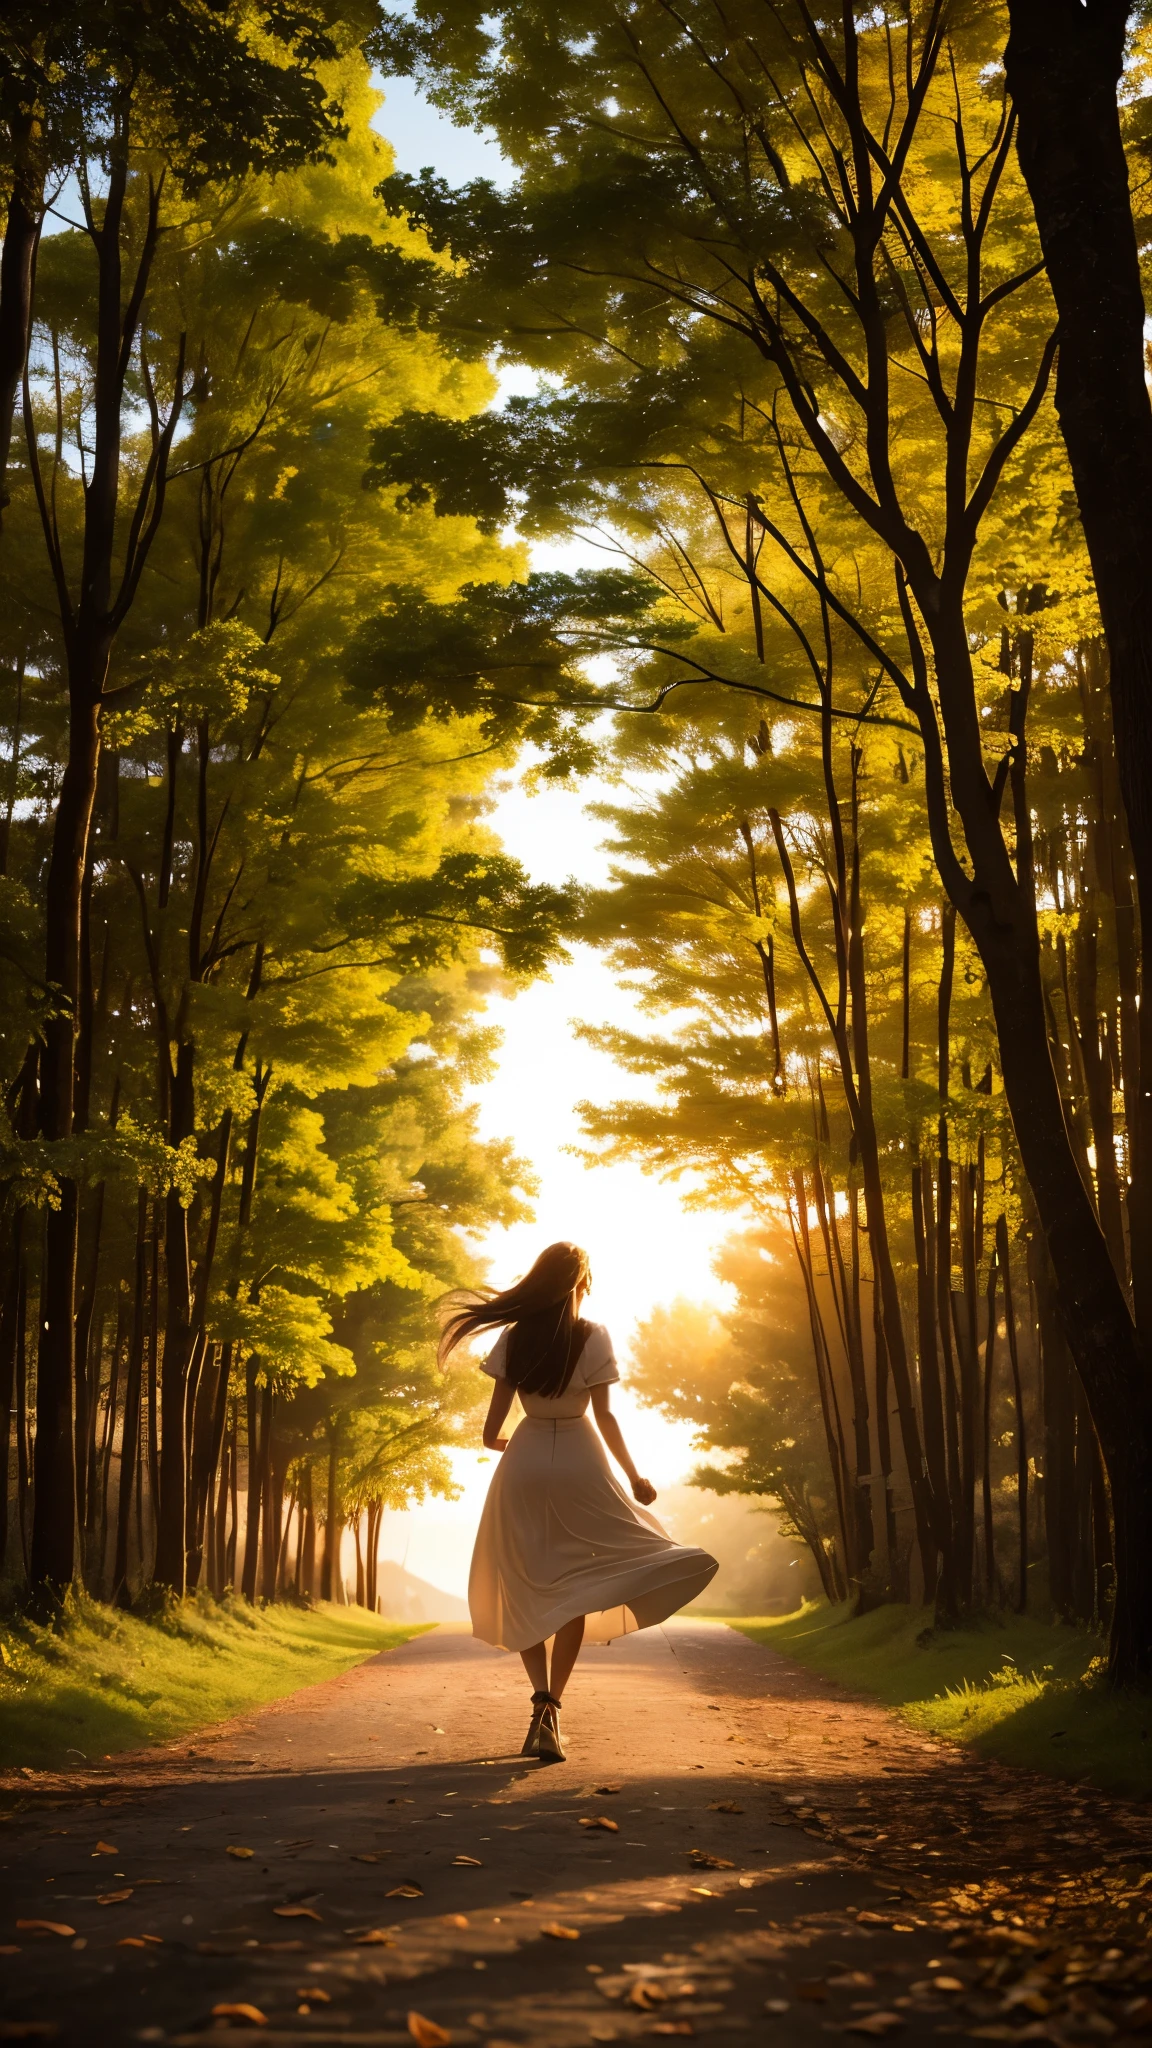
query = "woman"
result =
(441, 1242, 718, 1762)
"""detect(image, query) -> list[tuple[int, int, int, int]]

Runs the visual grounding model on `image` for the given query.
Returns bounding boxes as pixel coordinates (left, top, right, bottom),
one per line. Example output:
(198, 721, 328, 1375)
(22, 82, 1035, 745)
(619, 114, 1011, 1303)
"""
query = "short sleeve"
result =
(481, 1329, 509, 1379)
(580, 1323, 619, 1388)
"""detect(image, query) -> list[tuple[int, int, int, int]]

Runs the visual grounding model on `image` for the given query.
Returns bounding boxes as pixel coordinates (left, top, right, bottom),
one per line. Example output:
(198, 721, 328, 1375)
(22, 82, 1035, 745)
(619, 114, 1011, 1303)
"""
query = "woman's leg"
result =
(520, 1642, 548, 1693)
(548, 1615, 585, 1699)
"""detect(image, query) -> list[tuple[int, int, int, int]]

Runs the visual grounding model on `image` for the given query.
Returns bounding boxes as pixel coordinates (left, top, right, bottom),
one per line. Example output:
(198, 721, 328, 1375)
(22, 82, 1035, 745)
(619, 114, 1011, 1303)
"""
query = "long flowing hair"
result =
(439, 1241, 593, 1398)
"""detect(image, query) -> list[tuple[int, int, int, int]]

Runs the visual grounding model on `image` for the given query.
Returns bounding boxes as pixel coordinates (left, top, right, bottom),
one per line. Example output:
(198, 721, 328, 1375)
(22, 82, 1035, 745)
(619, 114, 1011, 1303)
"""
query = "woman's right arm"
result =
(483, 1378, 515, 1451)
(590, 1382, 656, 1504)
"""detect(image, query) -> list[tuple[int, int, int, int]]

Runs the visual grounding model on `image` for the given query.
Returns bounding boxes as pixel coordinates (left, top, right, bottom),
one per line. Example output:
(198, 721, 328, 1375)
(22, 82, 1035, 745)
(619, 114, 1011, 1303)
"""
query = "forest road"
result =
(0, 1617, 1137, 2046)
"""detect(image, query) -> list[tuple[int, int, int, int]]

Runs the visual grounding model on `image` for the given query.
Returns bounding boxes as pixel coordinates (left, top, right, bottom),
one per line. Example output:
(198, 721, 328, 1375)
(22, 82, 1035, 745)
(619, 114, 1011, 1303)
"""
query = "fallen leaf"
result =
(354, 1930, 395, 1946)
(709, 1803, 743, 1815)
(541, 1923, 580, 1940)
(210, 2004, 267, 2028)
(764, 2000, 790, 2015)
(579, 1817, 619, 1833)
(272, 1905, 323, 1921)
(15, 1920, 74, 1938)
(93, 1841, 117, 1855)
(297, 1988, 331, 2004)
(96, 1889, 133, 1905)
(352, 1852, 384, 1863)
(594, 1785, 622, 1795)
(626, 1982, 668, 2009)
(226, 1845, 254, 1859)
(688, 1851, 734, 1870)
(829, 1974, 876, 1992)
(453, 1855, 483, 1866)
(442, 1914, 470, 1928)
(737, 1877, 758, 1890)
(387, 1884, 424, 1899)
(687, 1886, 715, 1897)
(407, 2012, 451, 2047)
(932, 1978, 965, 1994)
(843, 2015, 905, 2037)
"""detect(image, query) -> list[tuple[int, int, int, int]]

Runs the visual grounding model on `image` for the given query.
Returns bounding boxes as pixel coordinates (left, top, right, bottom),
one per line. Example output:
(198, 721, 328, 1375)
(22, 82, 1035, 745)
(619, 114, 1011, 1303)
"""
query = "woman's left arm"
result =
(483, 1378, 515, 1451)
(590, 1382, 656, 1504)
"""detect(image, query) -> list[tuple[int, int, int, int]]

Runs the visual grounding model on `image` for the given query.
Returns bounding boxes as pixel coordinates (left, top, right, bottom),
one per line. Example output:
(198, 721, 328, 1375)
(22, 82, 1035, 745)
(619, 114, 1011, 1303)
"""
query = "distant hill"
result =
(375, 1562, 470, 1623)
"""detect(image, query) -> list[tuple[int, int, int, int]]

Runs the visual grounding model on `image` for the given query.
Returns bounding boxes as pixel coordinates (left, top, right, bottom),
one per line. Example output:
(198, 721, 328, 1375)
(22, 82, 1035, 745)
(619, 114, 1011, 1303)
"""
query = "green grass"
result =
(0, 1592, 429, 1771)
(727, 1600, 1152, 1798)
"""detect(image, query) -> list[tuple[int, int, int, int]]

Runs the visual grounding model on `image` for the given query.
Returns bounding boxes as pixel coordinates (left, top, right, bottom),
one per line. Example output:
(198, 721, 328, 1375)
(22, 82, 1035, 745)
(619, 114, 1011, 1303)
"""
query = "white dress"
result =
(468, 1323, 718, 1651)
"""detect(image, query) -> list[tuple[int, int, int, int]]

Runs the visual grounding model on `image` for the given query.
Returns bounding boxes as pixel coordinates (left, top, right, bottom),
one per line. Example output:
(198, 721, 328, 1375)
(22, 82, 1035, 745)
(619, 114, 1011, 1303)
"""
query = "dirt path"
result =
(1, 1619, 1149, 2045)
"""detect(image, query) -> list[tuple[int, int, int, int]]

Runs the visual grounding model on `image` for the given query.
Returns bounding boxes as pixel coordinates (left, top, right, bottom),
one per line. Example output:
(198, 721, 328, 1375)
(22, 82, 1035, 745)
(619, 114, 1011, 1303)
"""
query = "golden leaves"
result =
(579, 1816, 619, 1833)
(541, 1922, 580, 1940)
(14, 1921, 74, 1938)
(353, 1929, 395, 1946)
(452, 1855, 483, 1866)
(210, 2003, 267, 2028)
(92, 1841, 118, 1855)
(226, 1845, 254, 1860)
(272, 1904, 322, 1921)
(687, 1850, 733, 1870)
(625, 1980, 667, 2010)
(407, 2012, 451, 2046)
(96, 1889, 133, 1905)
(387, 1883, 424, 1899)
(843, 2015, 905, 2036)
(709, 1802, 743, 1814)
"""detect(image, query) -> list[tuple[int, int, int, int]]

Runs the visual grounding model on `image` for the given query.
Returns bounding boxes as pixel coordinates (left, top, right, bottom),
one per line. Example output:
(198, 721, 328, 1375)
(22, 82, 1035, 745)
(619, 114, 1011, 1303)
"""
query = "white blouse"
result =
(481, 1321, 619, 1419)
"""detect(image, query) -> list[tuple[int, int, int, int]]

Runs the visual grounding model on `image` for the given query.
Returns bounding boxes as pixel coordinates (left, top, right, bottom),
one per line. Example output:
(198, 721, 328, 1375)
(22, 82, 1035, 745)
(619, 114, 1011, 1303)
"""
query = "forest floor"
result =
(730, 1604, 1152, 1797)
(0, 1596, 423, 1770)
(1, 1618, 1151, 2046)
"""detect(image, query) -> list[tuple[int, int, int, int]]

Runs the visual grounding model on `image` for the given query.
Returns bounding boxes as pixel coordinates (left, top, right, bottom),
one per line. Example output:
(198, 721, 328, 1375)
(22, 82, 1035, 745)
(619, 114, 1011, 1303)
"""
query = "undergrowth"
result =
(727, 1600, 1152, 1798)
(0, 1589, 426, 1770)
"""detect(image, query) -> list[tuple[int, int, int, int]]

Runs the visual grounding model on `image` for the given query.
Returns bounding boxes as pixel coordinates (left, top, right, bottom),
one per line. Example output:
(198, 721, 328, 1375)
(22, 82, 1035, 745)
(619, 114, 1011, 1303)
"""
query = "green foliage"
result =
(0, 32, 569, 1601)
(0, 1588, 424, 1769)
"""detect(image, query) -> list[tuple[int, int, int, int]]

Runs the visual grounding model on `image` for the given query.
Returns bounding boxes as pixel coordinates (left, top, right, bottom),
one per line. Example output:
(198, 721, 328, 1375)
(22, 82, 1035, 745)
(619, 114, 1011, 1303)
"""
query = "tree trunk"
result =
(1005, 0, 1152, 1339)
(154, 1047, 196, 1591)
(299, 1466, 316, 1598)
(113, 1191, 149, 1606)
(0, 1210, 23, 1572)
(241, 1360, 263, 1603)
(997, 1215, 1030, 1613)
(321, 1441, 341, 1602)
(0, 110, 43, 527)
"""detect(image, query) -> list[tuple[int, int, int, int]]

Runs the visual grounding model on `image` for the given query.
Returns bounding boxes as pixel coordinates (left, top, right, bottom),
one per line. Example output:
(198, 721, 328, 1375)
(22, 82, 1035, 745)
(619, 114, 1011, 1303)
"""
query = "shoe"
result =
(537, 1694, 565, 1764)
(521, 1691, 551, 1757)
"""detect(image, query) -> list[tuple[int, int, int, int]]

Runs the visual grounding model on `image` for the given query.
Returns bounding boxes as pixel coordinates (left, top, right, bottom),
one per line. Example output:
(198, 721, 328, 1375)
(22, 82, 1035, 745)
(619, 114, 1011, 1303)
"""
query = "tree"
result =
(0, 44, 572, 1608)
(370, 0, 1152, 1679)
(12, 0, 350, 1599)
(1002, 3, 1152, 1343)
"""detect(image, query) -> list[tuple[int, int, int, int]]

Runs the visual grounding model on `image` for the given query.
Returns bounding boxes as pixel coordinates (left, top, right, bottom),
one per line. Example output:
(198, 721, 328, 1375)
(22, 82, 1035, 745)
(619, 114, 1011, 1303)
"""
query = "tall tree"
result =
(370, 0, 1152, 1679)
(1002, 3, 1152, 1340)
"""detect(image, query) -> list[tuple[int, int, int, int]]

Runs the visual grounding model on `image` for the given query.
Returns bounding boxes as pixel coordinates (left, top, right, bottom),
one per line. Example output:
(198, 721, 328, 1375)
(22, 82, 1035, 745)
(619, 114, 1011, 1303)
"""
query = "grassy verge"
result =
(0, 1592, 429, 1771)
(727, 1600, 1152, 1798)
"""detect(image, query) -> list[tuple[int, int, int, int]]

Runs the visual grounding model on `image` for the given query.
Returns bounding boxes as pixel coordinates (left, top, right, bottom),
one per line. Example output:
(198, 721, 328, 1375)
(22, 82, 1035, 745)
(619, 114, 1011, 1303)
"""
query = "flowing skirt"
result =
(468, 1415, 719, 1651)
